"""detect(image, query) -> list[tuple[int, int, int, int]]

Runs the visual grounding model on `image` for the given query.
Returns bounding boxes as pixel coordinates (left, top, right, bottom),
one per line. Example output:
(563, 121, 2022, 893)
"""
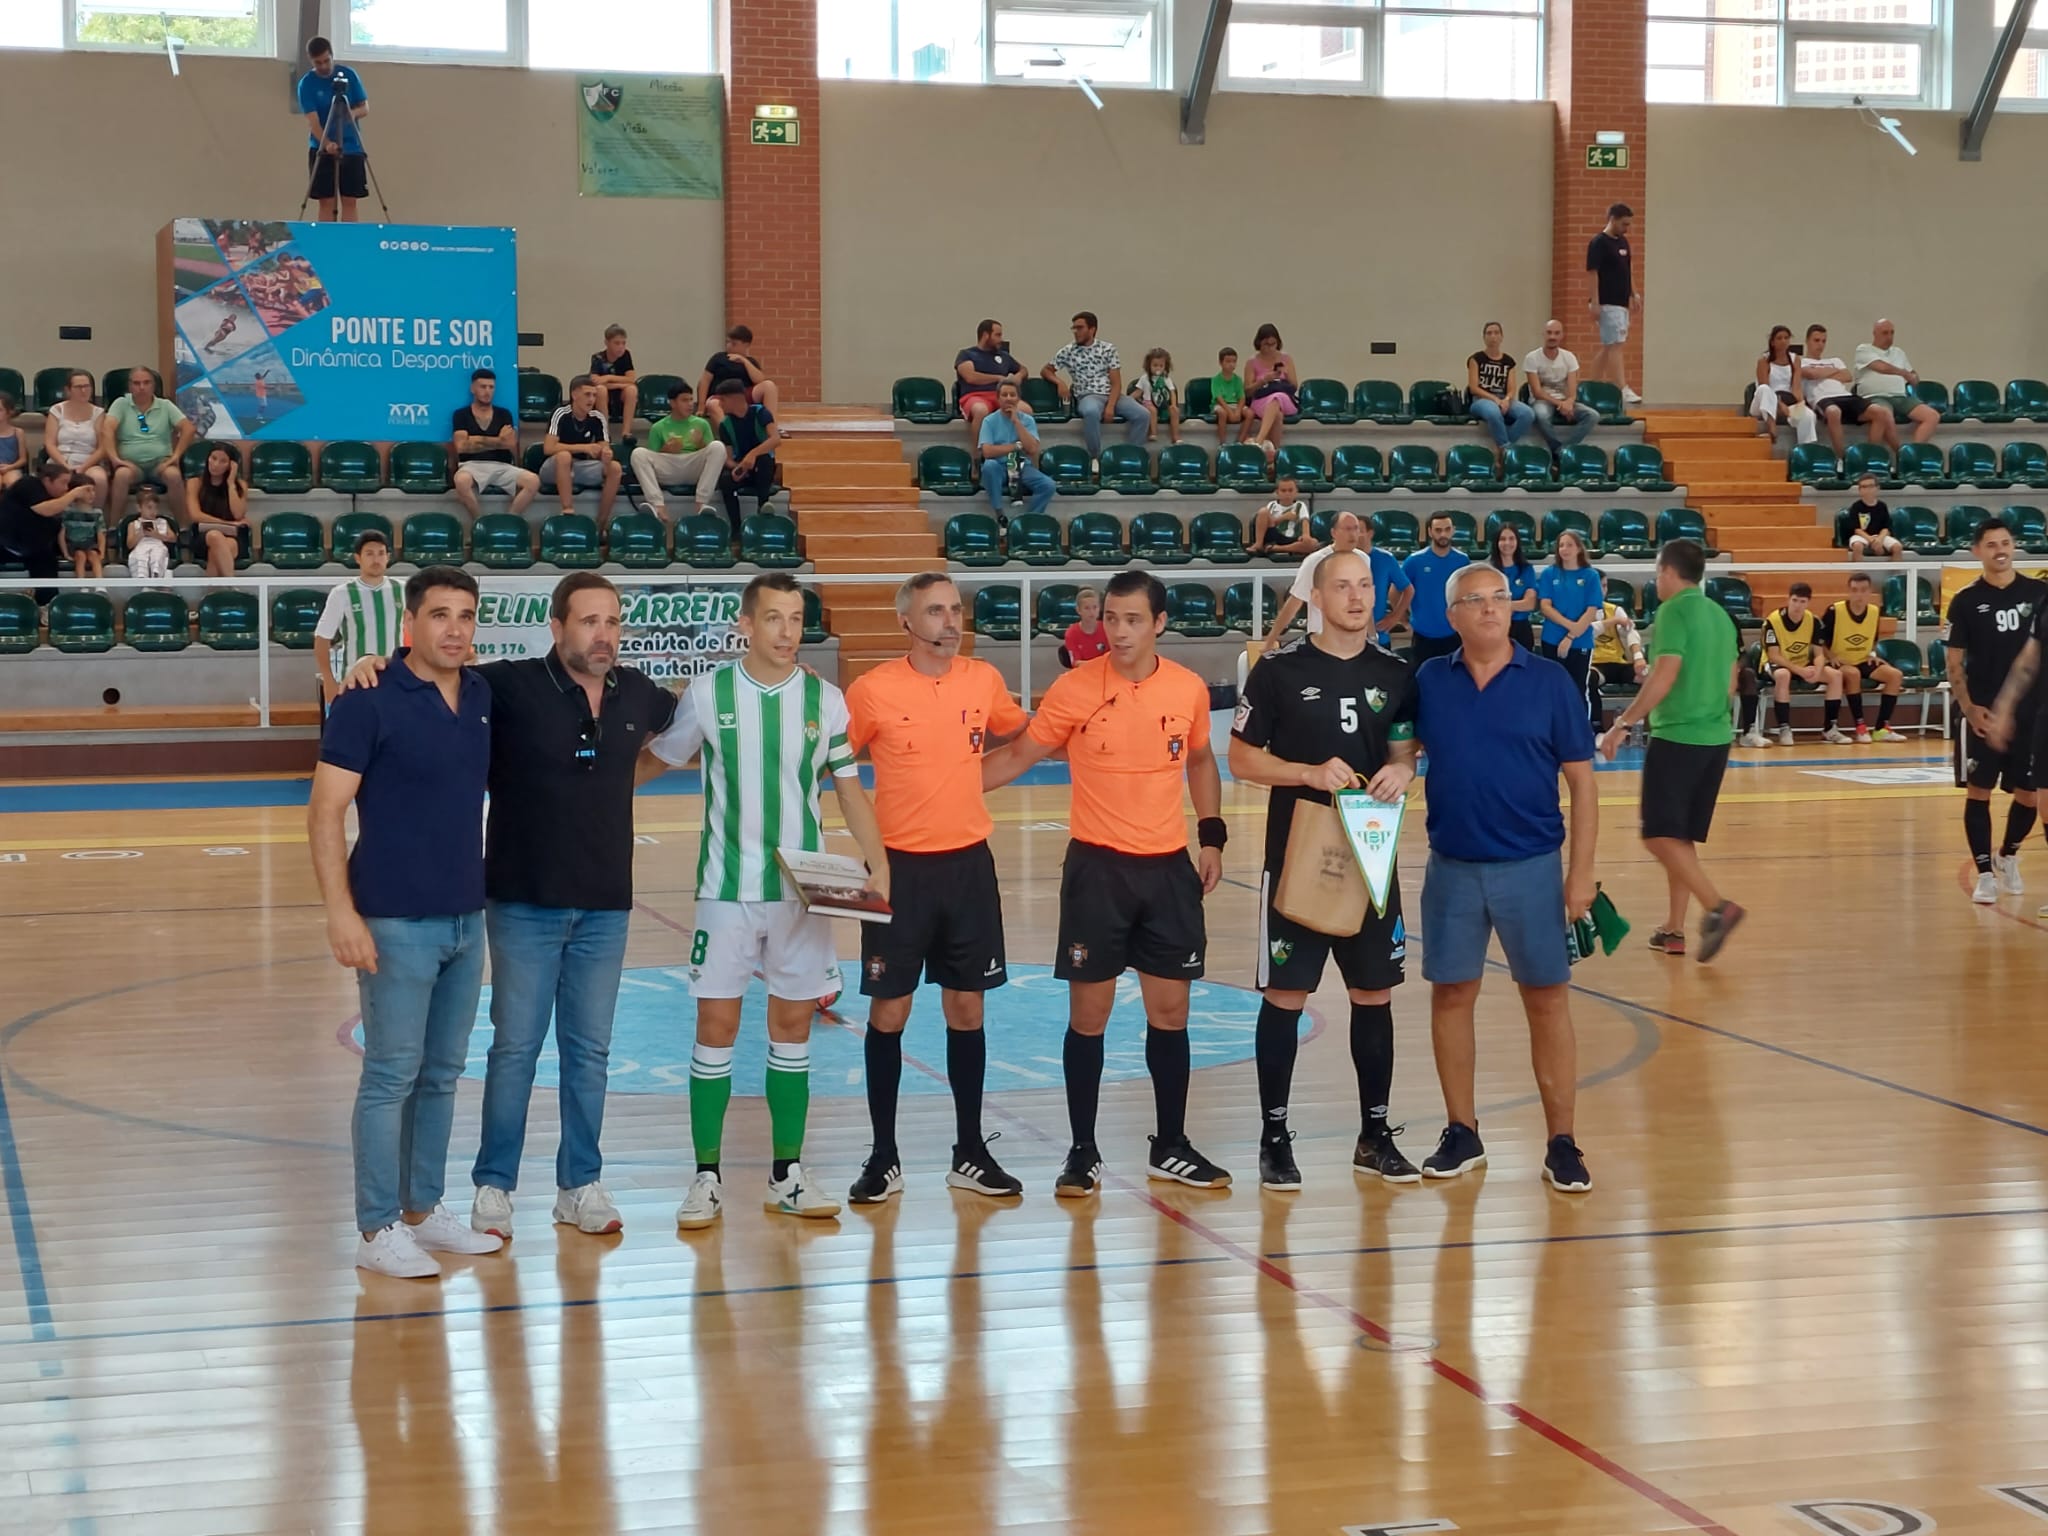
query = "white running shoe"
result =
(1822, 727, 1852, 744)
(408, 1204, 505, 1256)
(1973, 871, 1999, 905)
(764, 1163, 841, 1220)
(1739, 726, 1769, 748)
(357, 1222, 441, 1279)
(1871, 727, 1905, 742)
(676, 1170, 724, 1230)
(1994, 852, 2024, 896)
(1622, 387, 1643, 405)
(472, 1185, 514, 1239)
(1777, 725, 1796, 747)
(554, 1182, 623, 1234)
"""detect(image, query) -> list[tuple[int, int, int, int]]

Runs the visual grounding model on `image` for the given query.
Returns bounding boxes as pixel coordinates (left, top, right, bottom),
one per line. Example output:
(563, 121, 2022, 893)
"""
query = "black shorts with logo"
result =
(308, 148, 369, 200)
(1957, 712, 2041, 793)
(1257, 870, 1406, 995)
(1821, 393, 1875, 426)
(1054, 840, 1206, 984)
(1641, 737, 1731, 844)
(860, 842, 1007, 998)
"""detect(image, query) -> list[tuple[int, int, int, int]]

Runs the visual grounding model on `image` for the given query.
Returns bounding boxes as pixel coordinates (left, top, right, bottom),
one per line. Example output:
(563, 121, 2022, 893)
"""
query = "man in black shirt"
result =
(712, 378, 781, 520)
(1229, 548, 1421, 1190)
(543, 374, 623, 523)
(589, 324, 638, 427)
(0, 461, 97, 602)
(1584, 202, 1643, 406)
(451, 368, 539, 520)
(1944, 517, 2047, 904)
(1986, 557, 2048, 919)
(698, 323, 780, 423)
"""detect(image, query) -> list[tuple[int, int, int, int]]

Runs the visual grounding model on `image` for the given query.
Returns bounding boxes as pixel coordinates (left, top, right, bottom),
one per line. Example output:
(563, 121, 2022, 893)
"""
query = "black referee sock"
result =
(1351, 1001, 1395, 1136)
(1966, 798, 1994, 872)
(947, 1026, 987, 1147)
(1777, 700, 1795, 729)
(864, 1027, 903, 1162)
(1147, 1026, 1192, 1146)
(2003, 802, 2038, 858)
(1254, 1000, 1301, 1143)
(1877, 693, 1898, 727)
(1845, 691, 1865, 724)
(1063, 1027, 1105, 1146)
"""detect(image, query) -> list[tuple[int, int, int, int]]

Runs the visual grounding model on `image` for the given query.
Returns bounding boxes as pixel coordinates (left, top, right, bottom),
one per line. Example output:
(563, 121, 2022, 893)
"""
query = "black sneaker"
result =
(1055, 1142, 1104, 1199)
(847, 1150, 904, 1205)
(1258, 1133, 1302, 1191)
(945, 1132, 1024, 1197)
(1352, 1125, 1421, 1184)
(1543, 1136, 1592, 1192)
(1147, 1135, 1232, 1189)
(1421, 1122, 1487, 1179)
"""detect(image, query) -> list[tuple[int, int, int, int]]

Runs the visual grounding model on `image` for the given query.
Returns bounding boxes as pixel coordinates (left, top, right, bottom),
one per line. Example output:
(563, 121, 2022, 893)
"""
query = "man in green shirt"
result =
(628, 380, 728, 522)
(1598, 538, 1745, 961)
(1210, 345, 1248, 447)
(102, 366, 195, 520)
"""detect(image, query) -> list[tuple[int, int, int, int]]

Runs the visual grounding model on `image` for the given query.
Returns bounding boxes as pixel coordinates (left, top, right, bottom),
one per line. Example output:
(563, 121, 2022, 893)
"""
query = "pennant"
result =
(1334, 788, 1406, 918)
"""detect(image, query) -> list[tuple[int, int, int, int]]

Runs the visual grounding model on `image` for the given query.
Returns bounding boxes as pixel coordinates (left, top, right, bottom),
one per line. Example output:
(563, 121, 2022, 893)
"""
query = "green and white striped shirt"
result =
(314, 577, 405, 677)
(650, 661, 858, 902)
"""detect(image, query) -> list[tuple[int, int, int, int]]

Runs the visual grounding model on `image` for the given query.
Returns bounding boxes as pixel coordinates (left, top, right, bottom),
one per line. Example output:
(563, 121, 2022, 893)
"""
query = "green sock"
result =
(765, 1041, 811, 1163)
(689, 1043, 733, 1167)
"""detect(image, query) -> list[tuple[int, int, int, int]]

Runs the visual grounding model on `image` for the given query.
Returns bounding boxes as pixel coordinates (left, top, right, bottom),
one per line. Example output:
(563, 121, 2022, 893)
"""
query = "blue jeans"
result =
(352, 912, 487, 1231)
(1419, 850, 1570, 988)
(984, 455, 1055, 515)
(1469, 398, 1535, 449)
(472, 901, 630, 1193)
(1531, 399, 1598, 449)
(1075, 392, 1149, 457)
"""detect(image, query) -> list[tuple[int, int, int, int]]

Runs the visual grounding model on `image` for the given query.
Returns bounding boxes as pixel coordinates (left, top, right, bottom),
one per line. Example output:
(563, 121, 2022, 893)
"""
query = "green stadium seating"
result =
(1166, 583, 1225, 637)
(1882, 573, 1939, 625)
(1954, 380, 2011, 422)
(1190, 510, 1248, 564)
(1485, 508, 1539, 557)
(1182, 378, 1213, 422)
(1408, 380, 1463, 424)
(1544, 508, 1594, 554)
(180, 438, 240, 480)
(1704, 575, 1755, 624)
(1444, 443, 1500, 492)
(257, 511, 325, 569)
(1216, 444, 1274, 494)
(1613, 443, 1673, 490)
(1656, 507, 1714, 554)
(1352, 380, 1409, 424)
(1373, 509, 1420, 556)
(541, 512, 602, 568)
(945, 512, 1005, 567)
(198, 590, 259, 650)
(2003, 504, 2048, 554)
(0, 368, 24, 408)
(1020, 377, 1070, 423)
(122, 591, 190, 652)
(31, 367, 71, 413)
(1596, 507, 1653, 559)
(250, 441, 313, 493)
(1130, 510, 1190, 565)
(1441, 510, 1479, 552)
(1576, 380, 1629, 423)
(1036, 446, 1095, 496)
(1068, 510, 1126, 565)
(1842, 443, 1894, 485)
(1274, 444, 1331, 493)
(1387, 445, 1442, 489)
(973, 585, 1022, 641)
(1222, 580, 1284, 635)
(1295, 379, 1354, 424)
(676, 512, 736, 569)
(517, 370, 563, 423)
(741, 512, 802, 568)
(1035, 584, 1081, 638)
(634, 374, 682, 421)
(2003, 442, 2048, 488)
(1505, 443, 1556, 491)
(919, 445, 977, 495)
(320, 441, 383, 494)
(101, 369, 133, 409)
(2006, 379, 2048, 421)
(1948, 442, 2002, 486)
(391, 442, 452, 494)
(1331, 444, 1384, 490)
(400, 511, 464, 565)
(892, 376, 952, 424)
(1945, 505, 1990, 548)
(1157, 444, 1212, 493)
(472, 512, 535, 569)
(270, 588, 325, 648)
(331, 512, 393, 568)
(606, 510, 672, 569)
(0, 592, 39, 653)
(47, 592, 115, 653)
(1788, 444, 1842, 487)
(1099, 445, 1155, 494)
(1893, 443, 1951, 488)
(1606, 579, 1639, 618)
(1890, 505, 1948, 556)
(1907, 379, 1956, 421)
(1001, 512, 1063, 566)
(802, 587, 828, 645)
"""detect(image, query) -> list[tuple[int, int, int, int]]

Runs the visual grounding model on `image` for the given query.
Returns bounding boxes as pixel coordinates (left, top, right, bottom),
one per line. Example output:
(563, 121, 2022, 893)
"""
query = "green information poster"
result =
(577, 75, 724, 200)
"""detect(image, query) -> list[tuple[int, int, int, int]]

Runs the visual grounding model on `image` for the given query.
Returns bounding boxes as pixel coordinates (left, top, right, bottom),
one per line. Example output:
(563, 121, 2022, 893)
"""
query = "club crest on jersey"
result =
(1365, 687, 1388, 713)
(804, 718, 821, 741)
(1069, 943, 1088, 966)
(866, 957, 886, 980)
(1268, 938, 1293, 966)
(968, 725, 984, 752)
(1167, 734, 1185, 760)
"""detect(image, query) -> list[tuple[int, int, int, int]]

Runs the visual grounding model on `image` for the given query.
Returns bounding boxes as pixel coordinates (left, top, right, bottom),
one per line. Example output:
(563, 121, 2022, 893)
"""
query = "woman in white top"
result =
(43, 370, 110, 506)
(1751, 325, 1816, 444)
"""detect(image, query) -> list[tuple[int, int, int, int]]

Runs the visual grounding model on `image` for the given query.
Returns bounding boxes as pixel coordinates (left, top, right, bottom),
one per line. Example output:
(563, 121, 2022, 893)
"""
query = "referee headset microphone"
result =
(1082, 571, 1173, 736)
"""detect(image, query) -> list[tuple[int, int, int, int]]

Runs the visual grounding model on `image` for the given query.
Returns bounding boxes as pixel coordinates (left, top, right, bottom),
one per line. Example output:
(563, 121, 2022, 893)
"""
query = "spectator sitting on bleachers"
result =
(700, 324, 780, 423)
(1243, 323, 1299, 465)
(1489, 523, 1540, 650)
(1251, 477, 1317, 557)
(543, 375, 623, 524)
(1042, 311, 1146, 467)
(1841, 473, 1902, 560)
(1129, 348, 1182, 445)
(1799, 324, 1897, 459)
(588, 324, 638, 429)
(103, 366, 193, 521)
(1587, 599, 1647, 728)
(1210, 348, 1249, 447)
(60, 479, 105, 581)
(43, 371, 109, 509)
(976, 379, 1055, 516)
(187, 445, 249, 579)
(1761, 581, 1846, 746)
(0, 395, 25, 491)
(1816, 570, 1904, 741)
(1751, 325, 1817, 444)
(629, 380, 727, 523)
(711, 377, 780, 523)
(955, 319, 1027, 456)
(1065, 587, 1109, 663)
(1852, 319, 1940, 445)
(1524, 320, 1597, 454)
(1468, 322, 1534, 471)
(452, 367, 540, 521)
(0, 459, 94, 603)
(124, 489, 174, 582)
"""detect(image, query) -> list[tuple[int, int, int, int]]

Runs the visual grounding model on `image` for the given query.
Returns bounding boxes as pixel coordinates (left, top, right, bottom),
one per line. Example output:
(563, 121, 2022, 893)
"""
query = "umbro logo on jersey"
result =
(1299, 687, 1322, 700)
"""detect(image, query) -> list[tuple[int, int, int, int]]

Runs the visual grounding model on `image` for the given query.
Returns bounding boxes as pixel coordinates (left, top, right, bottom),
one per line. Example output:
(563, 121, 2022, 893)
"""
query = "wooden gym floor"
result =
(1, 742, 2044, 1536)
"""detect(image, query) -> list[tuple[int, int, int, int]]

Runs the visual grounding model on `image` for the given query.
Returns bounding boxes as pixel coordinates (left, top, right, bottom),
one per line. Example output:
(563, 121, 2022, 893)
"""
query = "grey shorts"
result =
(1420, 849, 1570, 988)
(1598, 305, 1631, 345)
(541, 458, 609, 492)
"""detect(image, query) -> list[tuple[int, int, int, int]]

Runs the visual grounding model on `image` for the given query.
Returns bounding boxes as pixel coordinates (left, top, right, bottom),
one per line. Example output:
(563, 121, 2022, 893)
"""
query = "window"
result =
(1649, 0, 1936, 104)
(992, 4, 1162, 84)
(1224, 0, 1544, 97)
(528, 0, 716, 73)
(1, 0, 271, 53)
(1647, 18, 1780, 102)
(347, 0, 509, 58)
(1226, 22, 1367, 85)
(1382, 12, 1542, 98)
(0, 0, 63, 48)
(818, 0, 1164, 85)
(1994, 0, 2048, 105)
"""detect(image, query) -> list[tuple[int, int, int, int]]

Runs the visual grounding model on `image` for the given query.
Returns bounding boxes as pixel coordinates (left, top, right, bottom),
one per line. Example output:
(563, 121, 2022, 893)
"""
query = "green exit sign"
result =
(1586, 144, 1630, 170)
(750, 118, 800, 146)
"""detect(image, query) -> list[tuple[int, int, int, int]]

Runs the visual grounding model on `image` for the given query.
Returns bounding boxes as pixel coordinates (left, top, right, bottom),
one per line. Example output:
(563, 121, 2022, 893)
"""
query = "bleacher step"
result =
(789, 487, 921, 509)
(776, 437, 905, 465)
(810, 556, 949, 575)
(798, 510, 931, 536)
(779, 464, 915, 490)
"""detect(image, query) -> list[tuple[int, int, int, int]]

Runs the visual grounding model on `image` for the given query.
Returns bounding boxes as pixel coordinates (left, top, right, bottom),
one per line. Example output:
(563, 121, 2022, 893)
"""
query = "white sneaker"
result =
(1777, 725, 1795, 747)
(1872, 727, 1905, 742)
(1739, 726, 1769, 748)
(357, 1222, 441, 1279)
(1622, 387, 1643, 405)
(676, 1170, 724, 1230)
(1994, 853, 2024, 896)
(1822, 727, 1852, 745)
(472, 1185, 514, 1239)
(408, 1204, 504, 1256)
(553, 1182, 623, 1234)
(764, 1163, 841, 1220)
(1973, 872, 1999, 905)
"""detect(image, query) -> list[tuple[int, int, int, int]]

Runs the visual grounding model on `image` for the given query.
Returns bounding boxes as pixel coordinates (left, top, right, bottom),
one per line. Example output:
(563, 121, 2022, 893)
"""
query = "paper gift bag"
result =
(1273, 797, 1368, 937)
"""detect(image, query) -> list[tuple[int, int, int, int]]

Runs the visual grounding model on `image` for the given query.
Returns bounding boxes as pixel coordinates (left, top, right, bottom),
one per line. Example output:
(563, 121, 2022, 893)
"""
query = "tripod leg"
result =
(362, 151, 392, 223)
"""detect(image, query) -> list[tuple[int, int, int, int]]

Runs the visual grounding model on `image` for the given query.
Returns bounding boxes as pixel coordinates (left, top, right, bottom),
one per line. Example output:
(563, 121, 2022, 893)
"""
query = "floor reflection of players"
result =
(350, 1300, 469, 1536)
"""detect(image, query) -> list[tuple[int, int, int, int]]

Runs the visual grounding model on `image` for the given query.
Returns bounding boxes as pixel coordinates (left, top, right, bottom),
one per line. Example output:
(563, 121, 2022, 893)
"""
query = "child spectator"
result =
(1128, 348, 1182, 445)
(0, 396, 25, 490)
(1211, 348, 1248, 447)
(60, 485, 106, 581)
(1842, 473, 1902, 560)
(1251, 477, 1318, 558)
(1064, 587, 1109, 663)
(125, 489, 174, 581)
(589, 323, 638, 429)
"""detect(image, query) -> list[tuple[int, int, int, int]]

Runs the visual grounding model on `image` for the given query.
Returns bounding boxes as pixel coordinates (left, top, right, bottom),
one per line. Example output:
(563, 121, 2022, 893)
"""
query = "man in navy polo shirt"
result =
(1402, 513, 1469, 670)
(1413, 561, 1601, 1193)
(310, 566, 504, 1279)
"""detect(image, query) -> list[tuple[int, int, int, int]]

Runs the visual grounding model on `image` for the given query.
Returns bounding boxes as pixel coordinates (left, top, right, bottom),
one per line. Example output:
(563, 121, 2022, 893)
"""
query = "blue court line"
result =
(0, 1067, 53, 1343)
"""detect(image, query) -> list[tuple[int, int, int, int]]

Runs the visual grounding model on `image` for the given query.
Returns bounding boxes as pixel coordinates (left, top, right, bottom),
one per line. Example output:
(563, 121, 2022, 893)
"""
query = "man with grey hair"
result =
(1853, 319, 1941, 445)
(1262, 511, 1413, 647)
(1523, 319, 1597, 453)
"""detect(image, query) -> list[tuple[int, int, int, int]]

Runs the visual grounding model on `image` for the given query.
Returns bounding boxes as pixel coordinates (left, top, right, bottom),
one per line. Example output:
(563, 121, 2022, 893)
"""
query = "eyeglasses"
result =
(575, 717, 601, 771)
(1450, 593, 1514, 610)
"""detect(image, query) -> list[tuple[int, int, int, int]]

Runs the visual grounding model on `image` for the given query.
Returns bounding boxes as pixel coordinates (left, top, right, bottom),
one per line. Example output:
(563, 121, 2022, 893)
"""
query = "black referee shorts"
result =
(1640, 738, 1731, 844)
(308, 148, 368, 201)
(1957, 712, 2040, 793)
(859, 842, 1007, 998)
(1054, 839, 1206, 984)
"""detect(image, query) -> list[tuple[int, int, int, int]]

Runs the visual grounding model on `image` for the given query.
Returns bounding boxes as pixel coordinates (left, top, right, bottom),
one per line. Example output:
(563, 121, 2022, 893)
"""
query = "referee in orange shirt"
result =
(845, 573, 1029, 1203)
(981, 570, 1231, 1194)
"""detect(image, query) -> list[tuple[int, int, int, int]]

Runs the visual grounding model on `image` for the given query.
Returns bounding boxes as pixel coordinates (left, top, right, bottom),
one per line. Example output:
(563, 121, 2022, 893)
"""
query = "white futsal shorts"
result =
(688, 899, 841, 1001)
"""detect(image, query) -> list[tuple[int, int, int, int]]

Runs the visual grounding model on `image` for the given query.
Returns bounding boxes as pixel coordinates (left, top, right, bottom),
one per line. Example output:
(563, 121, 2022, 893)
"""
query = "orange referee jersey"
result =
(846, 654, 1027, 853)
(1027, 654, 1211, 856)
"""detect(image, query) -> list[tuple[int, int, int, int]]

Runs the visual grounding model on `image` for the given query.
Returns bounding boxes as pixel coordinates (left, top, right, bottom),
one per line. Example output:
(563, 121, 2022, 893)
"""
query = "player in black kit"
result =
(1229, 548, 1420, 1191)
(1944, 518, 2047, 904)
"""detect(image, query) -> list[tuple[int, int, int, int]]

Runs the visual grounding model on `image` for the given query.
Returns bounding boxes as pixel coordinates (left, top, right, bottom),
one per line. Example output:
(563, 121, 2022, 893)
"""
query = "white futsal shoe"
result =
(408, 1204, 505, 1255)
(554, 1182, 623, 1234)
(765, 1163, 841, 1220)
(472, 1185, 514, 1240)
(676, 1170, 725, 1230)
(1739, 725, 1769, 748)
(358, 1222, 441, 1279)
(1994, 852, 2024, 896)
(1972, 871, 1999, 904)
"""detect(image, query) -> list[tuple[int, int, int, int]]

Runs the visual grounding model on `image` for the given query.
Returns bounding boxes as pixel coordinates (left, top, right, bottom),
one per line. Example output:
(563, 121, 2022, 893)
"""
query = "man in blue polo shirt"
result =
(1413, 561, 1601, 1193)
(310, 565, 504, 1279)
(297, 36, 369, 222)
(1402, 513, 1469, 669)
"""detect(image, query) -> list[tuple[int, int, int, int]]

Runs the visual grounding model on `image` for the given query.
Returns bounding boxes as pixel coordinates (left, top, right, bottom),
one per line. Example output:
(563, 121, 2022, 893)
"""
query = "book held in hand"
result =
(775, 848, 892, 922)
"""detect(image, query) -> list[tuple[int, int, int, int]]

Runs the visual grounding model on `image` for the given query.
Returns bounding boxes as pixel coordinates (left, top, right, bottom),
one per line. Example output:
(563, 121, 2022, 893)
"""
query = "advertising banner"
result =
(576, 75, 724, 199)
(158, 218, 517, 442)
(473, 580, 746, 684)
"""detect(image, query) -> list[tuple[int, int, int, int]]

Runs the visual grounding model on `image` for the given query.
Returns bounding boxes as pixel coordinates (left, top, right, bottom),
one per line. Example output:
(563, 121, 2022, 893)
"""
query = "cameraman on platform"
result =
(298, 36, 369, 223)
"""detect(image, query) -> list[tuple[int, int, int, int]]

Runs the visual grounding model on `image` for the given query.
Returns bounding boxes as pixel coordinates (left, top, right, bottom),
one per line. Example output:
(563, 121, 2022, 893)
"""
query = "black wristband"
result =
(1197, 816, 1228, 850)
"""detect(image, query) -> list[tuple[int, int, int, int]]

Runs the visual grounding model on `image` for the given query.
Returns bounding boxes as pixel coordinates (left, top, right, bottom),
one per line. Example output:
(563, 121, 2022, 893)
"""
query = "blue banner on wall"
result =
(163, 218, 517, 442)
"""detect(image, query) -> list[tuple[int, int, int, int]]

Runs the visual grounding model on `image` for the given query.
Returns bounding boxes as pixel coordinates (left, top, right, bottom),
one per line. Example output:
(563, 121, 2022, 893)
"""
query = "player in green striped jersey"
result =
(649, 573, 890, 1226)
(314, 529, 406, 706)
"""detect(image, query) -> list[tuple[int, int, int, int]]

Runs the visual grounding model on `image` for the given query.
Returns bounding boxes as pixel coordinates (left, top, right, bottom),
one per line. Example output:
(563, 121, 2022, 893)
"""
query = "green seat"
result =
(1504, 443, 1556, 491)
(741, 512, 802, 568)
(1882, 573, 1939, 625)
(390, 441, 452, 494)
(1166, 583, 1225, 637)
(676, 512, 737, 569)
(1006, 511, 1066, 567)
(331, 512, 393, 569)
(1273, 444, 1331, 493)
(1182, 377, 1213, 422)
(1875, 636, 1924, 679)
(1948, 442, 2002, 486)
(517, 370, 563, 423)
(1190, 510, 1248, 565)
(1441, 510, 1479, 553)
(0, 368, 24, 409)
(1558, 443, 1614, 489)
(1308, 508, 1337, 544)
(1035, 583, 1081, 638)
(1543, 508, 1593, 554)
(1223, 580, 1291, 634)
(1908, 379, 1957, 421)
(918, 445, 977, 495)
(101, 369, 132, 410)
(1945, 505, 1990, 549)
(1788, 443, 1842, 487)
(1130, 510, 1190, 565)
(47, 591, 116, 653)
(540, 512, 602, 568)
(1068, 510, 1126, 565)
(1890, 505, 1948, 556)
(1373, 509, 1421, 556)
(1444, 443, 1499, 492)
(1295, 378, 1354, 424)
(0, 592, 39, 653)
(1215, 444, 1273, 494)
(1020, 377, 1070, 424)
(31, 367, 72, 413)
(400, 511, 464, 565)
(1704, 575, 1755, 624)
(1894, 442, 1951, 488)
(892, 376, 952, 425)
(1157, 444, 1213, 493)
(198, 590, 259, 650)
(945, 512, 1006, 568)
(634, 374, 682, 422)
(1038, 446, 1096, 496)
(1098, 445, 1155, 495)
(257, 510, 325, 569)
(472, 512, 535, 569)
(1485, 508, 1539, 556)
(2003, 442, 2048, 488)
(973, 584, 1021, 641)
(1656, 507, 1714, 555)
(1954, 380, 2011, 423)
(606, 510, 672, 569)
(1613, 443, 1673, 490)
(1606, 579, 1639, 618)
(1387, 445, 1441, 489)
(122, 591, 190, 652)
(1407, 380, 1463, 424)
(269, 588, 326, 648)
(2003, 504, 2048, 554)
(250, 441, 313, 493)
(1596, 507, 1653, 558)
(2006, 379, 2048, 422)
(1331, 444, 1384, 490)
(178, 438, 240, 480)
(1352, 380, 1409, 424)
(1576, 380, 1629, 424)
(1841, 443, 1893, 486)
(802, 587, 827, 645)
(319, 440, 383, 494)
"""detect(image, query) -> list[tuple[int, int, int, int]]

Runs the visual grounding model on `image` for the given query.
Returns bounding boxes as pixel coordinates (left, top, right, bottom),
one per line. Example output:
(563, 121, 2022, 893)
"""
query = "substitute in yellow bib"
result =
(1760, 583, 1845, 745)
(1816, 569, 1906, 741)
